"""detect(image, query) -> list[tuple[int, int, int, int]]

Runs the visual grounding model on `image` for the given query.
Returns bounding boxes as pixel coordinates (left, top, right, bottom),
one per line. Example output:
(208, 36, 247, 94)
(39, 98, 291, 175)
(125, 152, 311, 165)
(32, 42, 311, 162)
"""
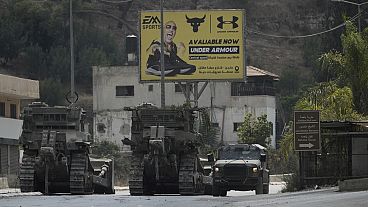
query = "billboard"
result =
(139, 10, 245, 82)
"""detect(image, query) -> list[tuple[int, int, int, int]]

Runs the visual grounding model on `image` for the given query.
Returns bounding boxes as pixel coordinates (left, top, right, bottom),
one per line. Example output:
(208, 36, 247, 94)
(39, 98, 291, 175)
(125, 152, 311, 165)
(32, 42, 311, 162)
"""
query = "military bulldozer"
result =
(123, 103, 206, 195)
(19, 102, 115, 194)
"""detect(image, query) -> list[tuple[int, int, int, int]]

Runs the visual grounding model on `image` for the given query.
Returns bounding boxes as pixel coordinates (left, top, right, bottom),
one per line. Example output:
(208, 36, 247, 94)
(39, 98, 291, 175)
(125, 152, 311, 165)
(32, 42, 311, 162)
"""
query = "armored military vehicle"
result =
(211, 144, 269, 196)
(123, 103, 205, 195)
(19, 102, 115, 194)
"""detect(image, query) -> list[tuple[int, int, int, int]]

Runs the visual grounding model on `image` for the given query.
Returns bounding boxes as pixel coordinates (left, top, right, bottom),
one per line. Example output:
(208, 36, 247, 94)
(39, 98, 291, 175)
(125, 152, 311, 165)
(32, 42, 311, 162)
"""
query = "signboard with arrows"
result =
(294, 110, 321, 151)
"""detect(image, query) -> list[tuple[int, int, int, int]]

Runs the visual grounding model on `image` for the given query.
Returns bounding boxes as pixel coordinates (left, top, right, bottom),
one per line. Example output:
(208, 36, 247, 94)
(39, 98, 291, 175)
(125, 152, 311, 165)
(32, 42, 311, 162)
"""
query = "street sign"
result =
(294, 110, 321, 151)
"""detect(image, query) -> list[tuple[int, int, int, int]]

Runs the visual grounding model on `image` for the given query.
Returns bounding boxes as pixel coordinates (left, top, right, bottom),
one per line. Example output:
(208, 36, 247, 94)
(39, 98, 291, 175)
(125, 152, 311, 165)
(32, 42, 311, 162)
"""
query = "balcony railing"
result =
(231, 83, 276, 96)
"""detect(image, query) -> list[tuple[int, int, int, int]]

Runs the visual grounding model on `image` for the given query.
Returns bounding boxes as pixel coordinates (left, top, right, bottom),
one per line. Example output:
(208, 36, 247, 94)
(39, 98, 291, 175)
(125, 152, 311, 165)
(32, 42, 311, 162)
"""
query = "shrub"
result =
(91, 141, 130, 186)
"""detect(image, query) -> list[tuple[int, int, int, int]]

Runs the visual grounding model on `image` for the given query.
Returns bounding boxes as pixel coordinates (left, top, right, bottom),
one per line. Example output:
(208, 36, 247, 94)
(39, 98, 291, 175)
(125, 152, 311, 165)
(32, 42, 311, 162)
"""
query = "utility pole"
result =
(70, 0, 75, 102)
(331, 0, 368, 33)
(160, 0, 165, 108)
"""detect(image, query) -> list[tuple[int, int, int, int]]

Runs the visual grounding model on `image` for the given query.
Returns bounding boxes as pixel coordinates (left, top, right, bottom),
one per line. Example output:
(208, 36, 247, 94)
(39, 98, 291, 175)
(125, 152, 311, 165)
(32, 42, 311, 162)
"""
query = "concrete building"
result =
(93, 65, 279, 150)
(0, 74, 39, 187)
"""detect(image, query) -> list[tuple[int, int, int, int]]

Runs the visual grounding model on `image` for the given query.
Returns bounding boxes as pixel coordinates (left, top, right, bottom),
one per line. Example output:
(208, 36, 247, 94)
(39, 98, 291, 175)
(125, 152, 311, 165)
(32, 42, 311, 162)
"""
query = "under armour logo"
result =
(217, 16, 238, 29)
(186, 15, 206, 32)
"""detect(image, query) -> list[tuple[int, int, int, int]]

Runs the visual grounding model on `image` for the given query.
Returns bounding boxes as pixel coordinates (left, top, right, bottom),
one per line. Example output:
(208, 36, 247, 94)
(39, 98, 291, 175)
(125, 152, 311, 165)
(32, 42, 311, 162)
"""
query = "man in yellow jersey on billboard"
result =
(146, 21, 196, 76)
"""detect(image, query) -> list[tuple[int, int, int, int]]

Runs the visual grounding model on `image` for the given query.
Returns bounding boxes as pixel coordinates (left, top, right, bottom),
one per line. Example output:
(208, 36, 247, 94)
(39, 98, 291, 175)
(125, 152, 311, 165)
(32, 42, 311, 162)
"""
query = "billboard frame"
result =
(138, 9, 247, 83)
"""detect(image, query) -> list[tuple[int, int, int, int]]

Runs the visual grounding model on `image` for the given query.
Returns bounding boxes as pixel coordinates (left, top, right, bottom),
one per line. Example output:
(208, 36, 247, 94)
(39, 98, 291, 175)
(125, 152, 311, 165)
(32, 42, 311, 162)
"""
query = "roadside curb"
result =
(0, 189, 41, 198)
(339, 178, 368, 192)
(270, 174, 292, 182)
(114, 186, 129, 191)
(0, 186, 129, 197)
(0, 188, 20, 195)
(0, 183, 285, 196)
(114, 183, 285, 191)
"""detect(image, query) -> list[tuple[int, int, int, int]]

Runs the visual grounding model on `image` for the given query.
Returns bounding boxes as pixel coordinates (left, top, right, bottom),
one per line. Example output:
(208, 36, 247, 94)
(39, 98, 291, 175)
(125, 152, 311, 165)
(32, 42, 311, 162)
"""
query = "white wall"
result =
(0, 74, 39, 99)
(0, 117, 23, 140)
(93, 66, 277, 148)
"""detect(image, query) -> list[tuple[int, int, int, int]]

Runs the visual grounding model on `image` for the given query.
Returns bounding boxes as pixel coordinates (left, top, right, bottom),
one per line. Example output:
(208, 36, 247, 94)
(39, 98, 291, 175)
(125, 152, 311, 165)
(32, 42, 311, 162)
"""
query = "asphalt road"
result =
(1, 185, 367, 207)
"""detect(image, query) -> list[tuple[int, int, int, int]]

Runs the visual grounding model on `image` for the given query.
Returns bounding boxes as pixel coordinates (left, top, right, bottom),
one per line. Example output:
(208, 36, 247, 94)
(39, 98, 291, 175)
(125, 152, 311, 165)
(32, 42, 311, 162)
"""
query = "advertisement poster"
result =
(140, 10, 245, 82)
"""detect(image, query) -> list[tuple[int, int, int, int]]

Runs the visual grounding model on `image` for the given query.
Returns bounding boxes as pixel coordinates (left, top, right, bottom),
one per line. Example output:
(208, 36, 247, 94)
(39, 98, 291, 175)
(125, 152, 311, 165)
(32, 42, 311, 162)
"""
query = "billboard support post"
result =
(186, 82, 191, 105)
(194, 82, 199, 107)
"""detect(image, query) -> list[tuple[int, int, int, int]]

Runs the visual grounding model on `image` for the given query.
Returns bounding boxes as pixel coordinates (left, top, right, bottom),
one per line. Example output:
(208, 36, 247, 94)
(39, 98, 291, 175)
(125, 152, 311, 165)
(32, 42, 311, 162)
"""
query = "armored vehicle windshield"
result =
(218, 145, 261, 160)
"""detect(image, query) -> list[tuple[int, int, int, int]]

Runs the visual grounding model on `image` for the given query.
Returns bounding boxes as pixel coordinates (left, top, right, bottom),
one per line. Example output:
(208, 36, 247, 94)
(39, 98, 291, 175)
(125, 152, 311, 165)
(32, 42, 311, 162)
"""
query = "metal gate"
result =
(300, 122, 368, 186)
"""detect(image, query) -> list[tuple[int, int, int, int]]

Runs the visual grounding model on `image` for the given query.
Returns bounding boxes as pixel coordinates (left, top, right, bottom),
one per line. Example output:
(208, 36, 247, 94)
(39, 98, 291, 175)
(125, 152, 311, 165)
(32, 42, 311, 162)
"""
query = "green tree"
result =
(76, 47, 109, 85)
(1, 0, 123, 89)
(278, 81, 365, 168)
(198, 109, 219, 153)
(73, 20, 124, 86)
(92, 140, 120, 158)
(295, 82, 364, 121)
(319, 21, 368, 114)
(39, 78, 67, 106)
(47, 46, 70, 82)
(22, 44, 47, 79)
(278, 122, 294, 160)
(12, 0, 59, 51)
(92, 141, 130, 186)
(277, 68, 303, 97)
(0, 12, 25, 65)
(237, 113, 272, 147)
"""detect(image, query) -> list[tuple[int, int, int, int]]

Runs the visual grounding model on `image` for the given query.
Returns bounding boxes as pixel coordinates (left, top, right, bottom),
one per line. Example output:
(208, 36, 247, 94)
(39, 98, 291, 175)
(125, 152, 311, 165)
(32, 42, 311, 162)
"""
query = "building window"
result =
(116, 86, 134, 96)
(97, 123, 106, 133)
(0, 102, 4, 117)
(10, 104, 16, 119)
(175, 84, 183, 93)
(233, 122, 243, 132)
(148, 85, 153, 92)
(211, 122, 219, 127)
(175, 84, 192, 93)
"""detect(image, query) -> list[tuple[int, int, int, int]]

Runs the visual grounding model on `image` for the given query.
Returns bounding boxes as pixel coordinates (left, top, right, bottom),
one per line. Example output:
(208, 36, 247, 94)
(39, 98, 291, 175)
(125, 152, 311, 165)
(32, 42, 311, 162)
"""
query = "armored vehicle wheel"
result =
(263, 184, 269, 194)
(129, 155, 144, 196)
(19, 154, 36, 192)
(212, 185, 220, 197)
(179, 155, 204, 195)
(255, 177, 263, 195)
(70, 153, 93, 194)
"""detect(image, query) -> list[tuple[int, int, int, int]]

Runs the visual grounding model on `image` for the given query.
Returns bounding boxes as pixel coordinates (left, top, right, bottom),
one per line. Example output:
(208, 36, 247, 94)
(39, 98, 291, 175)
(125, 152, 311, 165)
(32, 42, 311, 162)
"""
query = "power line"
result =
(247, 10, 363, 39)
(74, 9, 138, 35)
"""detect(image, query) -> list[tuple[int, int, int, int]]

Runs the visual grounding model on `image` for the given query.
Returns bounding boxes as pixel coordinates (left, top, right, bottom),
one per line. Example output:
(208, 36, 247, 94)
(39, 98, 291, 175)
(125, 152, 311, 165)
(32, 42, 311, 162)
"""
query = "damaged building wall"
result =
(93, 66, 278, 149)
(94, 110, 132, 150)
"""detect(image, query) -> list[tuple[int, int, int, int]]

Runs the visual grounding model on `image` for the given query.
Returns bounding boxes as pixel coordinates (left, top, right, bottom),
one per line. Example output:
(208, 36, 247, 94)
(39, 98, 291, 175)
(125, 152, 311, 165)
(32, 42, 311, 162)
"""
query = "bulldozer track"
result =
(179, 155, 203, 195)
(19, 155, 35, 192)
(129, 156, 144, 196)
(70, 153, 93, 194)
